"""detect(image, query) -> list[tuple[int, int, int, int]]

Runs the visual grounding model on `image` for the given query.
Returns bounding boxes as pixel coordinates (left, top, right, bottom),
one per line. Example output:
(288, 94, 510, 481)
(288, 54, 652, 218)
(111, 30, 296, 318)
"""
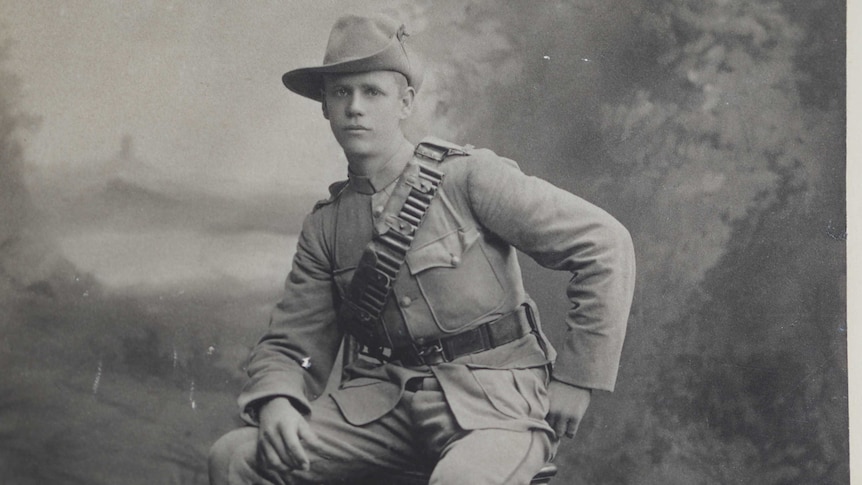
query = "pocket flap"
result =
(406, 227, 480, 275)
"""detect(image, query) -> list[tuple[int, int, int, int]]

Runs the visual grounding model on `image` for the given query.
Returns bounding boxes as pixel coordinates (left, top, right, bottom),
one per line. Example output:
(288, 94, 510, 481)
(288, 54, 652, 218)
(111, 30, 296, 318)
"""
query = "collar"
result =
(347, 141, 414, 195)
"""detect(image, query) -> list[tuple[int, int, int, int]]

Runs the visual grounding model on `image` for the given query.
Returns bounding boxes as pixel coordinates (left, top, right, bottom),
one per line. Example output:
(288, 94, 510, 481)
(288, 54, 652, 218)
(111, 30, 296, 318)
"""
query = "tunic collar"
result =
(348, 141, 414, 195)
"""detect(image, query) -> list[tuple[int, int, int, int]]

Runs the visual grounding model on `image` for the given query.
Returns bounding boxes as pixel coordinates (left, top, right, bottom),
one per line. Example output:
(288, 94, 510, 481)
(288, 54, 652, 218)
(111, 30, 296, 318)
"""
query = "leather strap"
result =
(393, 305, 534, 366)
(338, 143, 447, 357)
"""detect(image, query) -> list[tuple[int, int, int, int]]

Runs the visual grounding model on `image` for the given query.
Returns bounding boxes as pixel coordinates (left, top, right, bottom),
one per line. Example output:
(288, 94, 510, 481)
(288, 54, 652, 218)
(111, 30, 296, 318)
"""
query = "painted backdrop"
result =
(0, 1, 846, 483)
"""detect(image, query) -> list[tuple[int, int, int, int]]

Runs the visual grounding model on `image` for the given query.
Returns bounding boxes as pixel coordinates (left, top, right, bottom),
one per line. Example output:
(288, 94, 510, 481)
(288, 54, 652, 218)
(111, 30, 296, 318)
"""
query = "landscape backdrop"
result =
(0, 1, 847, 484)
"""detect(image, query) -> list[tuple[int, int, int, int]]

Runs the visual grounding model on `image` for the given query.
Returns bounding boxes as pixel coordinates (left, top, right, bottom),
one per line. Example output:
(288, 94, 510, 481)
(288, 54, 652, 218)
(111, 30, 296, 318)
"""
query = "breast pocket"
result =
(405, 227, 506, 332)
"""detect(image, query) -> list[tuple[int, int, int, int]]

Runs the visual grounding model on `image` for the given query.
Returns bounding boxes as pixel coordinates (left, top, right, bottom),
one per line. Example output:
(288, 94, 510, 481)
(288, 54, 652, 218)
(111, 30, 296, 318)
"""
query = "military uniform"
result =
(210, 138, 635, 484)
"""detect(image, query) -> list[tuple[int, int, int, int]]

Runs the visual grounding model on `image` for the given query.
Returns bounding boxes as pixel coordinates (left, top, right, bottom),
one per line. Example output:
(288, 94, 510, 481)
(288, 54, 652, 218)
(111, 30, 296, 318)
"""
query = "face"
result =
(321, 71, 414, 160)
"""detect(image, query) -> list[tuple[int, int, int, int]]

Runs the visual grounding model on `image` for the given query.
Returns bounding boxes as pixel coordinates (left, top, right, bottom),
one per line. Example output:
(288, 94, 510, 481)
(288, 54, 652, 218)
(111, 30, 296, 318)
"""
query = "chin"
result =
(338, 139, 375, 158)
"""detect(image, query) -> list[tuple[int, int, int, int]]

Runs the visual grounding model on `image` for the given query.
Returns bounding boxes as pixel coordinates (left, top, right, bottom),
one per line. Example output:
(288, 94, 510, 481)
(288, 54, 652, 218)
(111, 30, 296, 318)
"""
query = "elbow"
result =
(596, 215, 636, 277)
(601, 214, 634, 255)
(614, 220, 635, 260)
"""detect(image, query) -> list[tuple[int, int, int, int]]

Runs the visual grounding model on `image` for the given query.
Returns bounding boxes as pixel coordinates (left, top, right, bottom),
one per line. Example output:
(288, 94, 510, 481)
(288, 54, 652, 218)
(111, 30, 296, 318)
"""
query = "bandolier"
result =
(337, 141, 449, 360)
(337, 139, 540, 366)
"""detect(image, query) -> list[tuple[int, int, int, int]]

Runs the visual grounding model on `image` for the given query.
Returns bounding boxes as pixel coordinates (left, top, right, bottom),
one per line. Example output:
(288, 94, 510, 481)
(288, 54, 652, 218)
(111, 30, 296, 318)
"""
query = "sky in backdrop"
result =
(1, 1, 428, 289)
(2, 0, 410, 198)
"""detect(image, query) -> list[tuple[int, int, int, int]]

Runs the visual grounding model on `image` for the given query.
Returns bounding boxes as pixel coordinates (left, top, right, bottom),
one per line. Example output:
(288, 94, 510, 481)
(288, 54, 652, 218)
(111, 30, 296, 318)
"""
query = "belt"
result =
(392, 304, 534, 366)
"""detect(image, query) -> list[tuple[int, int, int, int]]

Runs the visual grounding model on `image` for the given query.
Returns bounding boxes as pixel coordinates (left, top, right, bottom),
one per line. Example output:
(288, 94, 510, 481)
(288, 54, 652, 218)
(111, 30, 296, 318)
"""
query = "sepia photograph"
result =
(0, 1, 847, 484)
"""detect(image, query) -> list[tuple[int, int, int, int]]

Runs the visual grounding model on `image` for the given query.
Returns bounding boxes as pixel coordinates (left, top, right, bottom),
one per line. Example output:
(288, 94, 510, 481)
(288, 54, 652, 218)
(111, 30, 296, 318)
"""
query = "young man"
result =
(210, 13, 635, 485)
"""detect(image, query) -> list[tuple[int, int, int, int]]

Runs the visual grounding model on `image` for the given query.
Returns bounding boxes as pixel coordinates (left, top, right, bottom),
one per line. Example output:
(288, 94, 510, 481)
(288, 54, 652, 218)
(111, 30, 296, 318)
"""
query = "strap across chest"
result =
(337, 142, 448, 356)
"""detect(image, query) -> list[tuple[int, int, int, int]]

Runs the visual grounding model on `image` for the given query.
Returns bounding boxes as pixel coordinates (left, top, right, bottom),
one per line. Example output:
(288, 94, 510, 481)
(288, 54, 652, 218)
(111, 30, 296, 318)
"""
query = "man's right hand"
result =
(257, 397, 322, 474)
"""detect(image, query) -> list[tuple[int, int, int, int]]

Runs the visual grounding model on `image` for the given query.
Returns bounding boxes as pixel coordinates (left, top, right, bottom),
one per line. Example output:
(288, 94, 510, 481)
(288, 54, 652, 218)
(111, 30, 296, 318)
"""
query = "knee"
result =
(431, 461, 539, 485)
(430, 464, 482, 485)
(429, 430, 552, 485)
(208, 436, 231, 485)
(209, 428, 257, 485)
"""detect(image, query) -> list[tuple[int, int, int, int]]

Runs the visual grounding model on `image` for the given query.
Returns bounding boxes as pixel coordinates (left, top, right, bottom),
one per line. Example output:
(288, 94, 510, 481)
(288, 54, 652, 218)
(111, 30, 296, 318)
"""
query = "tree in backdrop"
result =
(403, 0, 846, 483)
(598, 1, 846, 482)
(0, 41, 44, 295)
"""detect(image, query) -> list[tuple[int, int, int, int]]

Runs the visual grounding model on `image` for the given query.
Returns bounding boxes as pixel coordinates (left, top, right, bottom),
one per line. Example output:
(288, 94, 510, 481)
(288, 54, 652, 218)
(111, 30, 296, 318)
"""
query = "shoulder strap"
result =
(313, 179, 349, 211)
(337, 141, 451, 356)
(416, 136, 472, 157)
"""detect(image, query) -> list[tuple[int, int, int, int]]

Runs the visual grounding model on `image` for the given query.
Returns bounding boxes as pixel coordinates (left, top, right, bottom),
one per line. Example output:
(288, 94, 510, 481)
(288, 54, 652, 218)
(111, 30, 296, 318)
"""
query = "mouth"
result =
(343, 125, 370, 132)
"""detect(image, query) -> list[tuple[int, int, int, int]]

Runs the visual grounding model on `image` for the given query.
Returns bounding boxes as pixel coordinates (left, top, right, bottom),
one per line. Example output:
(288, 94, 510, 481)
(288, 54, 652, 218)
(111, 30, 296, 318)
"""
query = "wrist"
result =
(261, 396, 296, 414)
(250, 396, 295, 422)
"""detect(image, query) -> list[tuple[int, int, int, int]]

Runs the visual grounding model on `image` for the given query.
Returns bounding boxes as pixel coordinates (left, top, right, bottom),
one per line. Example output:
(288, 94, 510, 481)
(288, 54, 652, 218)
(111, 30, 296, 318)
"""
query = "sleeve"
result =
(236, 211, 342, 423)
(463, 150, 636, 391)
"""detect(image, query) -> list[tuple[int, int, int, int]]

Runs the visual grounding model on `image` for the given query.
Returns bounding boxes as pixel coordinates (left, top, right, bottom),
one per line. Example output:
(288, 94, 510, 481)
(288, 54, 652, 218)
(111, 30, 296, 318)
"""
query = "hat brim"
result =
(282, 35, 422, 102)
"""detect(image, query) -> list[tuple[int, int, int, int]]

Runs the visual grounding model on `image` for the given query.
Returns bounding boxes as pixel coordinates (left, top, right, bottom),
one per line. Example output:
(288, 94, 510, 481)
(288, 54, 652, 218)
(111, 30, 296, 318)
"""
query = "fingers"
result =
(547, 412, 580, 439)
(256, 442, 291, 485)
(298, 420, 324, 452)
(259, 421, 310, 473)
(547, 412, 564, 439)
(258, 438, 285, 475)
(257, 399, 319, 474)
(259, 427, 292, 472)
(283, 422, 311, 471)
(564, 417, 580, 439)
(546, 380, 591, 440)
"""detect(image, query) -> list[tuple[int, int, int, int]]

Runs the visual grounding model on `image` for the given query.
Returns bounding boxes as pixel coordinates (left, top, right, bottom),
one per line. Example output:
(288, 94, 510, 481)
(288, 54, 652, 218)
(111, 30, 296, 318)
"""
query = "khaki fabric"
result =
(237, 140, 635, 425)
(211, 375, 552, 485)
(212, 138, 635, 483)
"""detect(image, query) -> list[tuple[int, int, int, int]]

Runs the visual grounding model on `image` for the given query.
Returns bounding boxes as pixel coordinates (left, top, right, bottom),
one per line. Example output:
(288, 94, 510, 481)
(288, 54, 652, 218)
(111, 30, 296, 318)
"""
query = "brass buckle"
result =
(415, 342, 446, 365)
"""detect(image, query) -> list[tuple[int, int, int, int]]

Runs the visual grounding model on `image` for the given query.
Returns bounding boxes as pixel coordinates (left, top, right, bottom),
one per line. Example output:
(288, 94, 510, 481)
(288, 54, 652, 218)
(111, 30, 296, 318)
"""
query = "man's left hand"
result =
(546, 380, 591, 439)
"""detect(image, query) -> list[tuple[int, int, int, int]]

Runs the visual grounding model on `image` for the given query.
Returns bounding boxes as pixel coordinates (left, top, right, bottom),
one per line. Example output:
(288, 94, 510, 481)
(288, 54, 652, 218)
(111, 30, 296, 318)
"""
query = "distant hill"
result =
(53, 176, 318, 236)
(25, 142, 322, 237)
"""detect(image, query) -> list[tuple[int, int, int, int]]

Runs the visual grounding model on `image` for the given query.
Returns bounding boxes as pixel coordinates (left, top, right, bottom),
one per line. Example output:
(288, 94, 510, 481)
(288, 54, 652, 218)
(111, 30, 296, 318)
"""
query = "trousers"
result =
(209, 377, 553, 485)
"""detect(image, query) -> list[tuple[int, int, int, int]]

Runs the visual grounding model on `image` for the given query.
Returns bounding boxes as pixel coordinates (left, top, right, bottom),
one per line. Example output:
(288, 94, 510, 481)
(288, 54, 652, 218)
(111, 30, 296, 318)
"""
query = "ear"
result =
(398, 86, 415, 120)
(321, 95, 330, 120)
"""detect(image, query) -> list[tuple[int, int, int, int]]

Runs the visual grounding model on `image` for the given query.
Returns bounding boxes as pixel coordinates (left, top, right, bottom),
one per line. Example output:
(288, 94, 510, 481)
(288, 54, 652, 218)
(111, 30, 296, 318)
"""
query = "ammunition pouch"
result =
(338, 141, 449, 358)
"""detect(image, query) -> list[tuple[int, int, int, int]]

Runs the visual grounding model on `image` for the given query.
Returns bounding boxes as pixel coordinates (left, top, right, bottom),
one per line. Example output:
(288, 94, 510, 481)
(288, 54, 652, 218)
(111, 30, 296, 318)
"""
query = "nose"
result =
(346, 93, 365, 117)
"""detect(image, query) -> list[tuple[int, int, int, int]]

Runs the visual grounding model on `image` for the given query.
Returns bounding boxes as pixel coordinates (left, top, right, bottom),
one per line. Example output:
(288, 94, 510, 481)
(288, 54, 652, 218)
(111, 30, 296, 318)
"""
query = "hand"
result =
(546, 380, 591, 439)
(257, 397, 323, 474)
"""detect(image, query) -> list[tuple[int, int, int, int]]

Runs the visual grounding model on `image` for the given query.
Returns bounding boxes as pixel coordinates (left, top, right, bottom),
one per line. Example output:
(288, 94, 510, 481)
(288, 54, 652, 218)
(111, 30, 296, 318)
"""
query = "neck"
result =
(346, 135, 411, 175)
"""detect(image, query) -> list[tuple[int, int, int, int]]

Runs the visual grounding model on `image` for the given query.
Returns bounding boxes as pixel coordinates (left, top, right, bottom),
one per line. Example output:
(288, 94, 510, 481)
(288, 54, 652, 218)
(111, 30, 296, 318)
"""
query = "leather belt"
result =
(392, 305, 534, 366)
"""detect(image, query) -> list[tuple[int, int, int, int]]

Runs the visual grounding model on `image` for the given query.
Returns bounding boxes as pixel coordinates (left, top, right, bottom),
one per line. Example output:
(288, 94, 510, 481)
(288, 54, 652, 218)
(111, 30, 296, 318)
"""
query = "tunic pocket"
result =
(405, 227, 506, 332)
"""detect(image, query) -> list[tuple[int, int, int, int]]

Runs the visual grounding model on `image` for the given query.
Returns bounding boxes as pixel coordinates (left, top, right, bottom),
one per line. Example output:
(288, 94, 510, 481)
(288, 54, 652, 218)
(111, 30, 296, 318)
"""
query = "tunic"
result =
(236, 137, 636, 432)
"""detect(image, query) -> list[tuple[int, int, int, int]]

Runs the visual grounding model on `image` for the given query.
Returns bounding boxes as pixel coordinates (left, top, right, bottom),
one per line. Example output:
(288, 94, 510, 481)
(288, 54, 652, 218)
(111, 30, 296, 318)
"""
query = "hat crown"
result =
(281, 13, 422, 102)
(323, 14, 403, 65)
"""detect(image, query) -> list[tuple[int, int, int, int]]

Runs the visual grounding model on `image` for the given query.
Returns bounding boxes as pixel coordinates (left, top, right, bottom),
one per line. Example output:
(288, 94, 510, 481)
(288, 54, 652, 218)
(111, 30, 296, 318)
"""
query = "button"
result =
(450, 254, 461, 267)
(373, 205, 384, 217)
(400, 296, 413, 307)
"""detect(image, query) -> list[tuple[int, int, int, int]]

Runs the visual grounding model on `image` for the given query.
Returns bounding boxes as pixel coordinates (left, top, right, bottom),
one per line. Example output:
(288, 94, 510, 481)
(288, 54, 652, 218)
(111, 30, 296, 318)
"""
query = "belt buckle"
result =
(416, 341, 446, 365)
(359, 344, 392, 363)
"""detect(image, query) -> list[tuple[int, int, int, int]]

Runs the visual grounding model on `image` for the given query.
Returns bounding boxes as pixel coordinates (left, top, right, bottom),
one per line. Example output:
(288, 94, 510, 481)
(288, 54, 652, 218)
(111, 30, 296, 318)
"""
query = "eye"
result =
(365, 87, 381, 96)
(332, 87, 348, 97)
